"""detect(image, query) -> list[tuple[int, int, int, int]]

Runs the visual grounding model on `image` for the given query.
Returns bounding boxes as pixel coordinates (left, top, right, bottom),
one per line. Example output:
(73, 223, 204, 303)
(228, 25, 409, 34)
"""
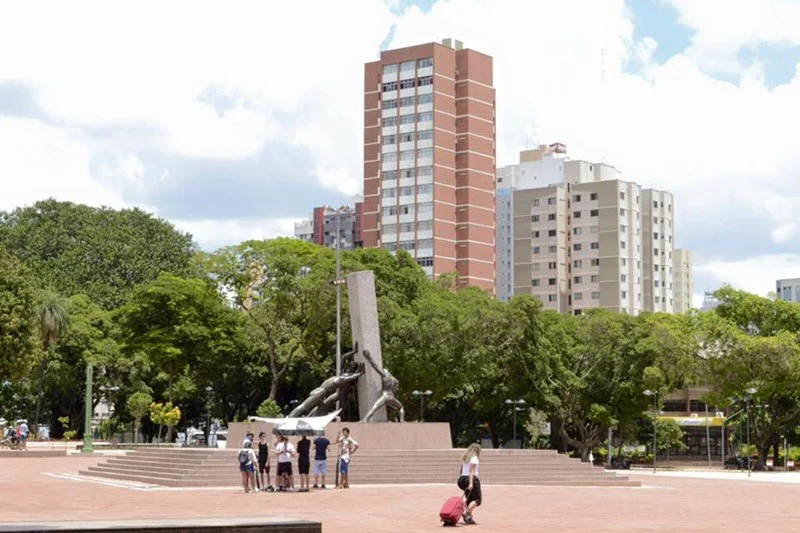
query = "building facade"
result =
(294, 203, 363, 250)
(776, 277, 800, 303)
(497, 146, 687, 315)
(673, 249, 693, 312)
(361, 39, 496, 290)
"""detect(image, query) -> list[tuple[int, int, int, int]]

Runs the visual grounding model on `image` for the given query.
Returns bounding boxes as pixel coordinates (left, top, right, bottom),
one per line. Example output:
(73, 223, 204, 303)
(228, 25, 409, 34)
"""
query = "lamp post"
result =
(204, 386, 213, 447)
(411, 390, 433, 422)
(332, 206, 348, 410)
(505, 399, 526, 448)
(82, 364, 93, 453)
(644, 389, 658, 474)
(744, 387, 757, 477)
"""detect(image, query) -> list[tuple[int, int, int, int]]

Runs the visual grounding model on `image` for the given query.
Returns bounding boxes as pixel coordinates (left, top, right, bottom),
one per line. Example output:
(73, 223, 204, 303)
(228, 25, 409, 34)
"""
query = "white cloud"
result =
(694, 254, 800, 297)
(173, 217, 298, 252)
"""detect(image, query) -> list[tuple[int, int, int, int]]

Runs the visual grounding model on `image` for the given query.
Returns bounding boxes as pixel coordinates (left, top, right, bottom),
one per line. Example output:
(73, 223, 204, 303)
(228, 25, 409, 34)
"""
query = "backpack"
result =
(238, 449, 250, 465)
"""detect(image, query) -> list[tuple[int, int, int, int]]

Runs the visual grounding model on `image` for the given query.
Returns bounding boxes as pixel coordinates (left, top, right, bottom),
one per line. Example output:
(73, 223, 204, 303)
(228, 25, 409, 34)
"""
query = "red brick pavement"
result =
(1, 455, 799, 532)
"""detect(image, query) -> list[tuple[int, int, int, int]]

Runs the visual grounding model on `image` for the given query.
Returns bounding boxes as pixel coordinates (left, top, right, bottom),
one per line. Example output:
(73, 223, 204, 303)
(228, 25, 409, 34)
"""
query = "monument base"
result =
(227, 421, 452, 450)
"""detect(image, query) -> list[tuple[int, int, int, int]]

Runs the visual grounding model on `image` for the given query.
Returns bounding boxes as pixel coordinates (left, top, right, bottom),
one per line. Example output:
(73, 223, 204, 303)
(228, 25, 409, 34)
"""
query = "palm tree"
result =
(34, 290, 69, 433)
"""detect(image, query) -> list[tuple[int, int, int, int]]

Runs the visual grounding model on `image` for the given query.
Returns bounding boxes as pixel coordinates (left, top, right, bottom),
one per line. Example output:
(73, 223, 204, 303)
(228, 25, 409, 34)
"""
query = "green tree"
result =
(0, 199, 195, 309)
(256, 398, 282, 418)
(34, 289, 69, 432)
(0, 246, 37, 381)
(127, 392, 153, 443)
(639, 417, 687, 464)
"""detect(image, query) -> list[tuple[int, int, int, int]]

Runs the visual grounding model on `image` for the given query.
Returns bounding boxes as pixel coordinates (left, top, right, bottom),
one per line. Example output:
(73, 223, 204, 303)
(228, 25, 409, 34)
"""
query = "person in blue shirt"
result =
(312, 435, 331, 489)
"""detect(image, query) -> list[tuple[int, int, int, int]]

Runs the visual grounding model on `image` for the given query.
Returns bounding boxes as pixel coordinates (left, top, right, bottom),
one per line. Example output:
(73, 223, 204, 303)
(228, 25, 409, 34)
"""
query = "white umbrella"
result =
(249, 409, 341, 437)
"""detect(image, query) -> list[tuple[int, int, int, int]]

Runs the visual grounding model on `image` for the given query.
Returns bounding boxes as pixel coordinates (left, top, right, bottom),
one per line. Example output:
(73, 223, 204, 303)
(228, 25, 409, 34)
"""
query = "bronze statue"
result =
(289, 344, 362, 418)
(361, 349, 405, 423)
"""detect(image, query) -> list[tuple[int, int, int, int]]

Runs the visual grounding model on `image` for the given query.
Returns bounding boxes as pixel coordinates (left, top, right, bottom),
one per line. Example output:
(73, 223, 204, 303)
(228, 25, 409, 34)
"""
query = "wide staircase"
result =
(80, 448, 638, 487)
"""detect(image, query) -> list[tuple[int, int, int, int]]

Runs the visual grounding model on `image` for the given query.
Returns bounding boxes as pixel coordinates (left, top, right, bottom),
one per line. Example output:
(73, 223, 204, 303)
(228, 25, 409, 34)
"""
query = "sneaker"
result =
(313, 484, 319, 489)
(321, 484, 326, 489)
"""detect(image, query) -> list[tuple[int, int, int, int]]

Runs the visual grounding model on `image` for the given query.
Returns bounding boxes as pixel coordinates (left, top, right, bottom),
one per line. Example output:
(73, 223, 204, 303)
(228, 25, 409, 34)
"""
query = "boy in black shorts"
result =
(257, 432, 274, 492)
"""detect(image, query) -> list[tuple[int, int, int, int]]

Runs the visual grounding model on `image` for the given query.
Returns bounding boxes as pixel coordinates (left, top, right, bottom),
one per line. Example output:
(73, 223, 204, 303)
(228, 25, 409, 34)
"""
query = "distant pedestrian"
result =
(257, 432, 274, 492)
(457, 443, 482, 525)
(313, 434, 331, 489)
(297, 436, 311, 492)
(275, 435, 295, 491)
(336, 427, 358, 489)
(19, 421, 29, 450)
(237, 440, 257, 493)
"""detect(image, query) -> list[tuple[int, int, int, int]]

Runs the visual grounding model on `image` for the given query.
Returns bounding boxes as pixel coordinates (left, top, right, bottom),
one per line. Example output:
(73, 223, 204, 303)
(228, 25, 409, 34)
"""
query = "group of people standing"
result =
(237, 428, 358, 494)
(2, 420, 29, 449)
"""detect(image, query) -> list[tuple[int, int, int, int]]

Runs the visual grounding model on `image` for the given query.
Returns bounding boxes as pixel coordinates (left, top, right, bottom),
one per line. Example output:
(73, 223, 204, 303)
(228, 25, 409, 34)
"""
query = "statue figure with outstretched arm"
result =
(361, 349, 405, 423)
(289, 366, 363, 418)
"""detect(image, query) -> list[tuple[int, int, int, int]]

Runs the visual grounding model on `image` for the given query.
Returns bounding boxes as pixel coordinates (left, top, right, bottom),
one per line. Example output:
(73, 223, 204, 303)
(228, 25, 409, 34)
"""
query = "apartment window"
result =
(400, 168, 415, 179)
(399, 78, 416, 89)
(621, 274, 627, 282)
(590, 242, 599, 250)
(621, 258, 627, 266)
(548, 245, 557, 253)
(532, 199, 541, 207)
(574, 276, 582, 284)
(574, 244, 582, 251)
(399, 132, 414, 143)
(382, 206, 397, 217)
(573, 227, 582, 235)
(417, 257, 433, 267)
(383, 153, 397, 163)
(417, 202, 433, 214)
(417, 94, 433, 106)
(620, 208, 626, 216)
(653, 201, 658, 208)
(382, 99, 398, 110)
(382, 81, 398, 92)
(621, 291, 628, 299)
(399, 185, 414, 196)
(417, 129, 433, 140)
(592, 291, 600, 300)
(399, 114, 415, 125)
(399, 204, 415, 215)
(418, 166, 433, 178)
(654, 248, 659, 256)
(548, 214, 556, 221)
(533, 231, 540, 238)
(384, 187, 397, 198)
(398, 240, 415, 251)
(590, 209, 599, 216)
(655, 296, 660, 303)
(532, 215, 540, 222)
(383, 135, 396, 145)
(418, 57, 433, 68)
(620, 224, 627, 232)
(417, 183, 433, 195)
(417, 220, 433, 231)
(533, 246, 540, 254)
(548, 197, 556, 205)
(590, 193, 598, 200)
(383, 242, 397, 252)
(382, 170, 397, 180)
(654, 232, 659, 240)
(417, 238, 433, 249)
(417, 75, 433, 86)
(417, 148, 433, 159)
(417, 112, 433, 122)
(574, 194, 581, 202)
(591, 259, 600, 267)
(399, 150, 415, 161)
(620, 191, 626, 200)
(548, 229, 557, 237)
(532, 263, 541, 271)
(590, 225, 599, 234)
(591, 275, 599, 282)
(573, 211, 582, 218)
(399, 96, 415, 108)
(383, 64, 398, 75)
(620, 241, 626, 249)
(532, 279, 540, 287)
(660, 201, 664, 207)
(548, 278, 557, 286)
(653, 216, 658, 224)
(548, 294, 557, 302)
(383, 224, 397, 234)
(382, 117, 397, 127)
(574, 292, 583, 301)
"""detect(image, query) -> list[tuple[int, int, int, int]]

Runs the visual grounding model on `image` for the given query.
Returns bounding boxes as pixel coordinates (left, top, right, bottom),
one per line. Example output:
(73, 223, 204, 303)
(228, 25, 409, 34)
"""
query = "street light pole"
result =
(335, 209, 342, 383)
(412, 390, 433, 422)
(644, 389, 658, 474)
(744, 387, 757, 478)
(505, 399, 526, 448)
(82, 364, 93, 453)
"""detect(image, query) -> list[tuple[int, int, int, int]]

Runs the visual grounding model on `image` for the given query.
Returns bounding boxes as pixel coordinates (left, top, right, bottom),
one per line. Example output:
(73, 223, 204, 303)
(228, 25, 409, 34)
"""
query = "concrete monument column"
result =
(347, 270, 387, 422)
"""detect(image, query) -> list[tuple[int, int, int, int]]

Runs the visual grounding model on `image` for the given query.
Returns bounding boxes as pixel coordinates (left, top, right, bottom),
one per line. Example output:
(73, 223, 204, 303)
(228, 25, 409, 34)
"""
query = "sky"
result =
(1, 0, 800, 307)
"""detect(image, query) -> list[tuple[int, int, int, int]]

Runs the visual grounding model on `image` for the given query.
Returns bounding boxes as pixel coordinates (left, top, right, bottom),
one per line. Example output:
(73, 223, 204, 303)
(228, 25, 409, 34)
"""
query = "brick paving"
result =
(2, 455, 800, 532)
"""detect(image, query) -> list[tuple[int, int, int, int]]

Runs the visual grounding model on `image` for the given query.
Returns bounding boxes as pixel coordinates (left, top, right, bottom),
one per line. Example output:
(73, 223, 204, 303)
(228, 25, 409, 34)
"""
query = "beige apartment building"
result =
(673, 248, 693, 313)
(361, 39, 496, 291)
(498, 146, 690, 314)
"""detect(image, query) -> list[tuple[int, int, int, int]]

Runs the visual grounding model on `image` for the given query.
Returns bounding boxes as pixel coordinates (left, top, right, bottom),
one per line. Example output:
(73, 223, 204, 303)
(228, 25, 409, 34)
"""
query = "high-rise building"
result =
(673, 249, 693, 312)
(361, 39, 496, 290)
(294, 203, 363, 250)
(497, 146, 688, 315)
(776, 277, 800, 303)
(641, 190, 675, 313)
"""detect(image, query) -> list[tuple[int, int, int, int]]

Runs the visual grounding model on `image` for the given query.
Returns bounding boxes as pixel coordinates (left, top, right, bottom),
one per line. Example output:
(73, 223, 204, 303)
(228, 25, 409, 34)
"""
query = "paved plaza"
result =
(2, 455, 800, 532)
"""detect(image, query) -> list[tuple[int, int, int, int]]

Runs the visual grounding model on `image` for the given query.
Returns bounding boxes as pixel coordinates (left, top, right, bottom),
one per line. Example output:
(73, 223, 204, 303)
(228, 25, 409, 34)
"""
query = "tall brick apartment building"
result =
(361, 39, 496, 291)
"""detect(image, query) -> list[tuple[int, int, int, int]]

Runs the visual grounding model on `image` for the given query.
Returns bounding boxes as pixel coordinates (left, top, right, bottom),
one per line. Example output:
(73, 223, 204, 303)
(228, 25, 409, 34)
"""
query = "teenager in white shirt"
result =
(275, 435, 296, 491)
(457, 443, 482, 525)
(336, 427, 359, 489)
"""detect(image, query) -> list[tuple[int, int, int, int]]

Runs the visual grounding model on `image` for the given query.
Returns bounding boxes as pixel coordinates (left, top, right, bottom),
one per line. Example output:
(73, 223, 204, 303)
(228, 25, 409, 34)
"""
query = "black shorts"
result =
(258, 460, 270, 474)
(277, 462, 293, 477)
(298, 460, 310, 475)
(458, 476, 482, 506)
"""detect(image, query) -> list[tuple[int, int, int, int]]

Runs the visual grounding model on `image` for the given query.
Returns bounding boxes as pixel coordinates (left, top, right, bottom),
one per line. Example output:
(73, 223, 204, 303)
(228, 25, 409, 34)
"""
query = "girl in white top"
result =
(457, 443, 482, 525)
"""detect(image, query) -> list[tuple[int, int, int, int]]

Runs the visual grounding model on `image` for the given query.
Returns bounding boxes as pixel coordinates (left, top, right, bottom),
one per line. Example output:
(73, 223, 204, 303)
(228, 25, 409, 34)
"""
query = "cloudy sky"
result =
(2, 0, 799, 306)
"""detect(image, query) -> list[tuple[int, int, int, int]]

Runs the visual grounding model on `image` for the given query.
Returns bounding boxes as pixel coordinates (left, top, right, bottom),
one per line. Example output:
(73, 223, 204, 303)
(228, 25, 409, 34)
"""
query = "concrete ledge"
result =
(0, 517, 321, 533)
(0, 450, 67, 458)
